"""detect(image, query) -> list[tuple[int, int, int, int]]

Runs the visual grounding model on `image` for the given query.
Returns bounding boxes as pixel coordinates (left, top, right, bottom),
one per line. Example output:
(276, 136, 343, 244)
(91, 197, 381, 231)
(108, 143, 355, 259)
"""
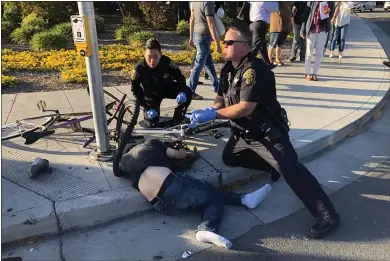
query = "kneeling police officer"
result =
(190, 27, 340, 239)
(131, 38, 193, 128)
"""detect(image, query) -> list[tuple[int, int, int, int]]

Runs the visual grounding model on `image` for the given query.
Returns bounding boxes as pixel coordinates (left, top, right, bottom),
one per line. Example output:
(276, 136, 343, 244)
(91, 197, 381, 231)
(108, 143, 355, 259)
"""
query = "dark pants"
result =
(324, 24, 336, 50)
(249, 20, 272, 66)
(222, 133, 337, 218)
(143, 83, 192, 128)
(153, 174, 242, 233)
(330, 25, 348, 52)
(290, 23, 306, 61)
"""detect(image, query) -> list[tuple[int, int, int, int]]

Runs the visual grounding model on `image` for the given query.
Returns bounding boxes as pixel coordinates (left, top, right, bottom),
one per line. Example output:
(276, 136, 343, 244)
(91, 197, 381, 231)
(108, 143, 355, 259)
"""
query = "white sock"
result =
(241, 184, 272, 209)
(195, 231, 233, 249)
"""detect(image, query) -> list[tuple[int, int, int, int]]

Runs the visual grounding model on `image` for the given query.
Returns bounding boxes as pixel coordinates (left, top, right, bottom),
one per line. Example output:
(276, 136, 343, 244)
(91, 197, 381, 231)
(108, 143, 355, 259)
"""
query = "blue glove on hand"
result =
(190, 109, 217, 126)
(146, 109, 158, 120)
(205, 107, 218, 112)
(176, 92, 187, 104)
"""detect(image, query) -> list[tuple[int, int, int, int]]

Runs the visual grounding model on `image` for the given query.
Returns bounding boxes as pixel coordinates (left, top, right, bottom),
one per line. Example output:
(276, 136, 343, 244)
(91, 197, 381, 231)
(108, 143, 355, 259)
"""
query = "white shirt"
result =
(335, 1, 353, 27)
(249, 1, 279, 24)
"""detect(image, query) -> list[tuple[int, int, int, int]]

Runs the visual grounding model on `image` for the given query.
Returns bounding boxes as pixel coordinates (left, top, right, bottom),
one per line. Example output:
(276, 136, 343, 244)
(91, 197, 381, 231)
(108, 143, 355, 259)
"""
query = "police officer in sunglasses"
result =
(190, 27, 340, 239)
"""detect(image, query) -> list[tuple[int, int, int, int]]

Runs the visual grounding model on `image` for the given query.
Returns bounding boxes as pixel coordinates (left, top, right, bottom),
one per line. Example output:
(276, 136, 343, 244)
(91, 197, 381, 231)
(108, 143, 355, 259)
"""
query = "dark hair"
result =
(227, 27, 252, 48)
(144, 38, 161, 52)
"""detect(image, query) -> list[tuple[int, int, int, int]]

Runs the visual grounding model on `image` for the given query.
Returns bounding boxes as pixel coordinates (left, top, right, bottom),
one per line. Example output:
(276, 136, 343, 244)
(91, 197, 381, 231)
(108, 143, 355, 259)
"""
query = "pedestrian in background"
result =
(268, 1, 292, 66)
(301, 1, 331, 81)
(329, 1, 353, 59)
(249, 1, 279, 68)
(289, 1, 309, 63)
(188, 1, 222, 100)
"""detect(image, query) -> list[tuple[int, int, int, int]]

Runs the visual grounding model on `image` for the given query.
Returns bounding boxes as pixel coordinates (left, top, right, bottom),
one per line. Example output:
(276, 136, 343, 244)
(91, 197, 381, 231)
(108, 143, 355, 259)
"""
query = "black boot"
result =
(308, 213, 340, 239)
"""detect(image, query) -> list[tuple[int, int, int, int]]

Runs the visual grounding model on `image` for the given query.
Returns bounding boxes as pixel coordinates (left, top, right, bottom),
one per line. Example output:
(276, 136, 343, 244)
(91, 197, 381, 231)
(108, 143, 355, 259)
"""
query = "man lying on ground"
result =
(118, 138, 272, 249)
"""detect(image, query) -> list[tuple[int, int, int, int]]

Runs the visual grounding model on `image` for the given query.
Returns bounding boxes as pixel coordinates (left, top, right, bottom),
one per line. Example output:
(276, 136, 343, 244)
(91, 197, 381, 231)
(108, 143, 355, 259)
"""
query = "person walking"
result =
(249, 1, 279, 68)
(188, 1, 222, 100)
(329, 1, 353, 59)
(289, 1, 309, 63)
(268, 1, 292, 66)
(301, 1, 331, 81)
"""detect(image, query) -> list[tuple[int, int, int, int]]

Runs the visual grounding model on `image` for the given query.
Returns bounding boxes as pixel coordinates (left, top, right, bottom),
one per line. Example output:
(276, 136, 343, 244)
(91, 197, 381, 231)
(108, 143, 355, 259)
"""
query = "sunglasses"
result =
(222, 40, 248, 46)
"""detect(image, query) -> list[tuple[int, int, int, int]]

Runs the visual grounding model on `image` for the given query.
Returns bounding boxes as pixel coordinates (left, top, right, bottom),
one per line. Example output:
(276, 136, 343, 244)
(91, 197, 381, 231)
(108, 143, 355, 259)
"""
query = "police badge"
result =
(243, 68, 255, 85)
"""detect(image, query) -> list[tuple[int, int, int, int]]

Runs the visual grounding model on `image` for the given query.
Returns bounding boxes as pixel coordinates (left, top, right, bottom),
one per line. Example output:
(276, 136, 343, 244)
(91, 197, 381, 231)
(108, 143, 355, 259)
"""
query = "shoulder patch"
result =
(130, 69, 138, 81)
(169, 60, 178, 69)
(243, 68, 255, 85)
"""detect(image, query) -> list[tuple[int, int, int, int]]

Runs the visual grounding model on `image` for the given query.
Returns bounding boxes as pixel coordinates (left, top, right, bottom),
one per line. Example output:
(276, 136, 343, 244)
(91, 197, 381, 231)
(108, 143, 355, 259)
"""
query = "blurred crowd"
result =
(187, 1, 354, 99)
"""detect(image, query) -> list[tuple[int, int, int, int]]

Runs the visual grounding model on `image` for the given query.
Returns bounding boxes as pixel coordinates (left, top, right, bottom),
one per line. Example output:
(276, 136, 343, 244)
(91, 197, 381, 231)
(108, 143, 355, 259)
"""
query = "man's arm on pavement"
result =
(216, 101, 257, 120)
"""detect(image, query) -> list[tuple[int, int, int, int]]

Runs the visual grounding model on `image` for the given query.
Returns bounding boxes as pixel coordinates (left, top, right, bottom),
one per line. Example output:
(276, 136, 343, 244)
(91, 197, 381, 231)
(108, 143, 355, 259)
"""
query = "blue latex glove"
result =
(146, 109, 158, 120)
(205, 107, 218, 112)
(190, 109, 217, 126)
(176, 92, 187, 104)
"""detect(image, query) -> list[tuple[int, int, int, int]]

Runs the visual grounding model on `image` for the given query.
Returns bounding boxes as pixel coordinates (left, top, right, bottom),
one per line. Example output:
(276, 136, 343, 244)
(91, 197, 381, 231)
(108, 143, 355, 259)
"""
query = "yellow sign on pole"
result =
(71, 15, 92, 56)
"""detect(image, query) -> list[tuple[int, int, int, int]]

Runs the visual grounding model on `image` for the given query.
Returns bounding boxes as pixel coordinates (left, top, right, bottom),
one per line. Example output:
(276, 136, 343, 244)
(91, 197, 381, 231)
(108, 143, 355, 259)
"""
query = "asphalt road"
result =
(186, 10, 390, 261)
(358, 7, 390, 38)
(186, 164, 390, 261)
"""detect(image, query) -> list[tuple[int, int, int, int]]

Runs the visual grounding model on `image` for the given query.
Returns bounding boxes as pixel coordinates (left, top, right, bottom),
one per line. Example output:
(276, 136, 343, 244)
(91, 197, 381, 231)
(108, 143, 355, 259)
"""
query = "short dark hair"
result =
(227, 27, 252, 48)
(144, 38, 161, 52)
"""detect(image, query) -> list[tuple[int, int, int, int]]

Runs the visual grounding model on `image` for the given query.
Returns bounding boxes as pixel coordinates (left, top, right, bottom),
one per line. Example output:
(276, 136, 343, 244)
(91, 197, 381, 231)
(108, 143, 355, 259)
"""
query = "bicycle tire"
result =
(115, 99, 140, 142)
(86, 88, 120, 117)
(1, 116, 54, 141)
(185, 120, 230, 136)
(112, 98, 141, 177)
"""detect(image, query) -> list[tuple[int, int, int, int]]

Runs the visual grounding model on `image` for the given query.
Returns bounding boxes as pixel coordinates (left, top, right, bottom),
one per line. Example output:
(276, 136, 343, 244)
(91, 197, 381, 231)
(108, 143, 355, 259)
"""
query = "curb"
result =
(2, 16, 390, 244)
(1, 202, 58, 243)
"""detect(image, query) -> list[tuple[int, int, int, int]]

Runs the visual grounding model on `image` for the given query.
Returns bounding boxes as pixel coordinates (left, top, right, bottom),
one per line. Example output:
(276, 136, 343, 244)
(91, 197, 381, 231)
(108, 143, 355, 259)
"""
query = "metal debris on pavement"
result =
(290, 234, 308, 240)
(182, 251, 192, 258)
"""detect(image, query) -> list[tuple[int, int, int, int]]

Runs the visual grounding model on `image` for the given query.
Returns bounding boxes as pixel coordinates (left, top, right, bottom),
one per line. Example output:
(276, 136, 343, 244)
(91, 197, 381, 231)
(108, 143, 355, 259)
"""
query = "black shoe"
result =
(289, 57, 296, 62)
(308, 214, 340, 239)
(198, 81, 204, 85)
(300, 58, 305, 63)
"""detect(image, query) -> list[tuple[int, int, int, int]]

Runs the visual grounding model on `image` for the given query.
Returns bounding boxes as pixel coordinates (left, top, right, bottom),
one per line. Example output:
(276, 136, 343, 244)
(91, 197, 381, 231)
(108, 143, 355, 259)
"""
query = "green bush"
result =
(180, 39, 190, 50)
(52, 22, 72, 37)
(138, 2, 177, 30)
(30, 31, 71, 50)
(1, 20, 16, 38)
(115, 16, 143, 41)
(176, 20, 189, 35)
(221, 16, 234, 28)
(2, 2, 22, 27)
(95, 15, 105, 32)
(10, 13, 47, 44)
(21, 12, 47, 28)
(127, 31, 156, 46)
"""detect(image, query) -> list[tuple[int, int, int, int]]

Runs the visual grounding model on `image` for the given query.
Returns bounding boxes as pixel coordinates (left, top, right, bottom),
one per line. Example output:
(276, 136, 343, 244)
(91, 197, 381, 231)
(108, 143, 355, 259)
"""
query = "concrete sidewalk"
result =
(1, 15, 390, 244)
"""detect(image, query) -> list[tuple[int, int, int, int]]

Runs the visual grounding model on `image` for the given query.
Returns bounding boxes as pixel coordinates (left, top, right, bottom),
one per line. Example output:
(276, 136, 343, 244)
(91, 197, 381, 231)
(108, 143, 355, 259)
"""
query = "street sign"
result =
(71, 15, 87, 43)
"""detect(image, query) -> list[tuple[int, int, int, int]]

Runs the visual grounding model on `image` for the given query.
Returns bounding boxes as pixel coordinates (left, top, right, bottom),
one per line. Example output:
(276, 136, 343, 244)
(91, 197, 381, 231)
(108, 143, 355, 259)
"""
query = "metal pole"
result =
(77, 2, 113, 161)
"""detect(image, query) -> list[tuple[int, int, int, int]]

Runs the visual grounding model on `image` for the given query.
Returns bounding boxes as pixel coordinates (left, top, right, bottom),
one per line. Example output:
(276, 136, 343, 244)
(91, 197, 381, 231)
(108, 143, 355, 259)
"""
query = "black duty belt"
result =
(149, 173, 176, 206)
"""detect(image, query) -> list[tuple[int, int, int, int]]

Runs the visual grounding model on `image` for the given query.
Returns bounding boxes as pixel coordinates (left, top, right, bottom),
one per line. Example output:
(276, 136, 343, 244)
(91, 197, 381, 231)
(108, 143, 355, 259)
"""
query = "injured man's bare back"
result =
(119, 138, 271, 249)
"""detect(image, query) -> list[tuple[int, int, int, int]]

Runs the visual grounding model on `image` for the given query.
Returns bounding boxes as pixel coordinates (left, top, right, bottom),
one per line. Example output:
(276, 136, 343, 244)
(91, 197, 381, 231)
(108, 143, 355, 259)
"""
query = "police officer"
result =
(190, 27, 340, 239)
(130, 38, 193, 128)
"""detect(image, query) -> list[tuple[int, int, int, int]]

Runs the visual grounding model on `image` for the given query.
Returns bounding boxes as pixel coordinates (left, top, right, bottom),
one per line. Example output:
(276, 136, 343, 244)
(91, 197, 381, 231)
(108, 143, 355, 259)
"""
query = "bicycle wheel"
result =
(115, 99, 141, 142)
(86, 88, 120, 117)
(112, 99, 140, 177)
(1, 116, 54, 141)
